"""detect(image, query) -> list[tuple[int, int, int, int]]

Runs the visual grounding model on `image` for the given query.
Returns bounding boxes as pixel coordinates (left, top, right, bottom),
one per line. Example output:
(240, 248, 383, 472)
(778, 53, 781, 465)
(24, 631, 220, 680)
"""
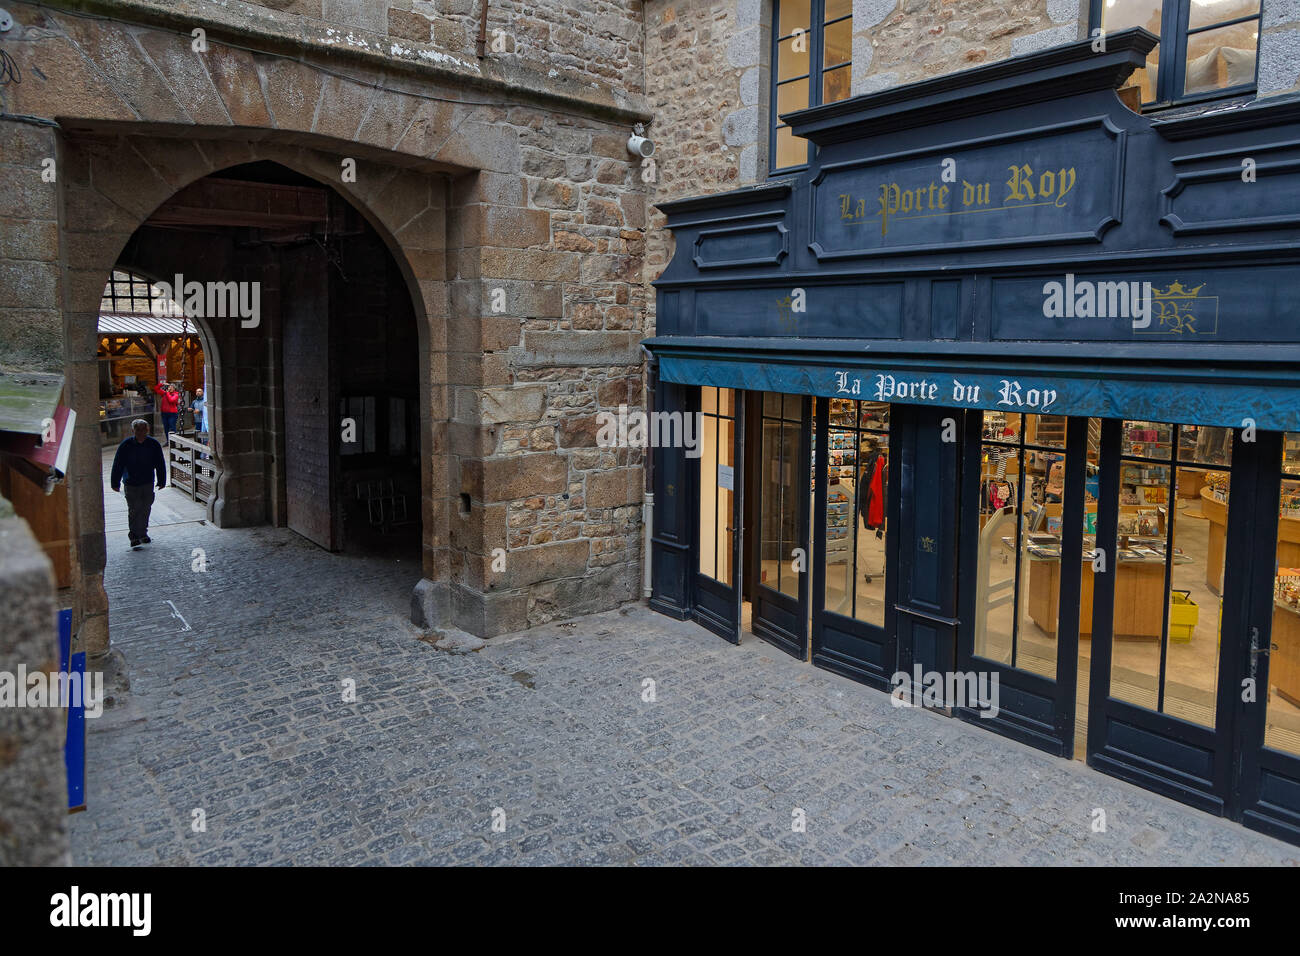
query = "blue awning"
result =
(648, 338, 1300, 432)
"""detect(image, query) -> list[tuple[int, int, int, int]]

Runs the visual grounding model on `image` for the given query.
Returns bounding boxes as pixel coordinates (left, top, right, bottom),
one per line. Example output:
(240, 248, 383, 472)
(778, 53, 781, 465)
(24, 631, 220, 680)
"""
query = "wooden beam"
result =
(146, 177, 329, 229)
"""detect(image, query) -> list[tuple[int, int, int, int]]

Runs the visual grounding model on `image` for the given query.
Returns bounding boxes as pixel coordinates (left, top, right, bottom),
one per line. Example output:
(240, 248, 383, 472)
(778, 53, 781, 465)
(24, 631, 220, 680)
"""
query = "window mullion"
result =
(1164, 0, 1192, 104)
(810, 0, 825, 108)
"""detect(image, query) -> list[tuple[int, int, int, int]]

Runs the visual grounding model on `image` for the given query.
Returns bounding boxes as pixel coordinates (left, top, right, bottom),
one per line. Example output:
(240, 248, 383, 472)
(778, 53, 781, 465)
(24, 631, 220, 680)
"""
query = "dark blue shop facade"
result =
(646, 29, 1300, 846)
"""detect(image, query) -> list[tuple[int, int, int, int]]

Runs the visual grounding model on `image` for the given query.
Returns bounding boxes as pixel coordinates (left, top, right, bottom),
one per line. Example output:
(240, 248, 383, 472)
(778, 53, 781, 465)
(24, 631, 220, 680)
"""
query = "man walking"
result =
(110, 418, 167, 550)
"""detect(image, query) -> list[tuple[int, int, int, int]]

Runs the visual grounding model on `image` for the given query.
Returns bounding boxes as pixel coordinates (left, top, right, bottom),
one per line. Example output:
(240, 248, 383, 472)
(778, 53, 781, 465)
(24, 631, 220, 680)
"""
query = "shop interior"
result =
(973, 413, 1300, 762)
(699, 388, 1300, 763)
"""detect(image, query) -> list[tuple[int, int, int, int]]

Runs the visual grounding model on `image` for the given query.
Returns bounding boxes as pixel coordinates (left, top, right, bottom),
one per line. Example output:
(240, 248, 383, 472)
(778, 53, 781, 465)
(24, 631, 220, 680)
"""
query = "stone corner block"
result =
(510, 331, 642, 368)
(1010, 24, 1080, 58)
(455, 384, 549, 426)
(1259, 30, 1300, 93)
(410, 577, 449, 629)
(462, 453, 569, 502)
(587, 467, 643, 509)
(854, 0, 899, 30)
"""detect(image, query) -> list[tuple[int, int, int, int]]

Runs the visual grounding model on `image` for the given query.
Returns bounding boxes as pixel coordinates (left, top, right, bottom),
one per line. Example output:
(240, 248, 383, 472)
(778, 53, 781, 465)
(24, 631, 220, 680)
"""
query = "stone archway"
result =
(4, 2, 653, 654)
(60, 133, 458, 655)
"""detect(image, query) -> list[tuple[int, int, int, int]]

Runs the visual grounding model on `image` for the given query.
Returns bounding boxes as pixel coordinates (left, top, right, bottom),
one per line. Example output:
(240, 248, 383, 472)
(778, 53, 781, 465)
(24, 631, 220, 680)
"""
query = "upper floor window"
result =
(1094, 0, 1260, 106)
(771, 0, 853, 174)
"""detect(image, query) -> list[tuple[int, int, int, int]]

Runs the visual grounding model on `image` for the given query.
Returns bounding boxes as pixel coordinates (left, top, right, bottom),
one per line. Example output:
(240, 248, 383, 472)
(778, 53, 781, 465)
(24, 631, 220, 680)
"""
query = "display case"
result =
(1017, 531, 1190, 640)
(98, 392, 155, 445)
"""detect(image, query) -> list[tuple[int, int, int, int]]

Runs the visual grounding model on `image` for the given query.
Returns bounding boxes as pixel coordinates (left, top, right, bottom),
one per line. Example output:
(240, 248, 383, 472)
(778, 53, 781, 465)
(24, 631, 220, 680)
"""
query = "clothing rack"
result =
(857, 434, 887, 584)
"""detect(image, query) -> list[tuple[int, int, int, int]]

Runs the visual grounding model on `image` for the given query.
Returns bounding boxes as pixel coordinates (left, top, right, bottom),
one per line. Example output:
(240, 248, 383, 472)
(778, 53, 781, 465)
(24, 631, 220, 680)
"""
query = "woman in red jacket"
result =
(152, 379, 181, 440)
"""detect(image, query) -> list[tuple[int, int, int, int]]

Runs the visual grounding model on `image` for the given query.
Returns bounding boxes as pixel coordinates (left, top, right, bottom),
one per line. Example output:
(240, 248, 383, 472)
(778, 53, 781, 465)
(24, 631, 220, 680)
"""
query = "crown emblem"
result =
(1152, 280, 1205, 298)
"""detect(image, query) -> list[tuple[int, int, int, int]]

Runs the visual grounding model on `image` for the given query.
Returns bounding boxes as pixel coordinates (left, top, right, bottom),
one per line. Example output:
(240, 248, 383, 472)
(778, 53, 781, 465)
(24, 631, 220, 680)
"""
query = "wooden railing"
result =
(167, 434, 219, 505)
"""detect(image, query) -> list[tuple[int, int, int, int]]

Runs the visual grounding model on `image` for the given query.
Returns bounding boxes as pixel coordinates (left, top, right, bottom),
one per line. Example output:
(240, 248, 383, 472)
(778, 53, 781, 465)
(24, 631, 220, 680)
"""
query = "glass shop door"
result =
(693, 386, 743, 644)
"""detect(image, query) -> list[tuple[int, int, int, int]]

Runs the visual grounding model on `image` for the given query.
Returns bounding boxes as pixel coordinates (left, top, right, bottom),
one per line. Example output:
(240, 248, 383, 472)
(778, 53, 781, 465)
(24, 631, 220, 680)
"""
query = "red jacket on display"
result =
(858, 451, 887, 531)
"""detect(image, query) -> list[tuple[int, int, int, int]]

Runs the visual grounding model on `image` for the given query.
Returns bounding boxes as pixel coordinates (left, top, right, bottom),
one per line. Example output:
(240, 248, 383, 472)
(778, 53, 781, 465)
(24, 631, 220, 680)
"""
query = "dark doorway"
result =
(811, 397, 897, 689)
(113, 160, 423, 559)
(749, 392, 811, 659)
(691, 386, 743, 643)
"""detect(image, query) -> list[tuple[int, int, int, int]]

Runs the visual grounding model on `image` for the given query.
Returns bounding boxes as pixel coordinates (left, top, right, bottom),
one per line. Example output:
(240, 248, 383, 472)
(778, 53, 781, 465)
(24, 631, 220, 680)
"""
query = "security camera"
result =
(627, 122, 654, 159)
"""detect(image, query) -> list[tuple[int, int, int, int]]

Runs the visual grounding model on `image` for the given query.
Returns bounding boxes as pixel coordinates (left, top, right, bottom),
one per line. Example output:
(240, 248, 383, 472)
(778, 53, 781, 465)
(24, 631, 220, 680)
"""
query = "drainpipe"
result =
(476, 0, 489, 58)
(642, 348, 657, 600)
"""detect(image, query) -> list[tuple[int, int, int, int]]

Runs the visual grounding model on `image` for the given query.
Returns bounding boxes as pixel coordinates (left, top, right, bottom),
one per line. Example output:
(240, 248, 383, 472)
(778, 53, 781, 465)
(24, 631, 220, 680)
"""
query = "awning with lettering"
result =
(645, 337, 1300, 433)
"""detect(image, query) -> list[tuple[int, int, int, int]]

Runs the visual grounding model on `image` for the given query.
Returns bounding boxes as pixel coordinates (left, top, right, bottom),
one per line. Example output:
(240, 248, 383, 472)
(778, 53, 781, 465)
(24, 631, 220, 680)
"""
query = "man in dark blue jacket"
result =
(110, 418, 167, 549)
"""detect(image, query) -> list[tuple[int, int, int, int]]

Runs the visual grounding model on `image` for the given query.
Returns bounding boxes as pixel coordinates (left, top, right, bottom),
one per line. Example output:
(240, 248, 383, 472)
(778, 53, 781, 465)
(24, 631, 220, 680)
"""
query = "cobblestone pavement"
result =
(69, 512, 1300, 866)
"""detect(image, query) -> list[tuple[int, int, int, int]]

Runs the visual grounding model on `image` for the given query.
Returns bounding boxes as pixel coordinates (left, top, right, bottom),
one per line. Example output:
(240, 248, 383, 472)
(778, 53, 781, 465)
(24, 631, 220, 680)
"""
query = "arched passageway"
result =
(107, 161, 425, 559)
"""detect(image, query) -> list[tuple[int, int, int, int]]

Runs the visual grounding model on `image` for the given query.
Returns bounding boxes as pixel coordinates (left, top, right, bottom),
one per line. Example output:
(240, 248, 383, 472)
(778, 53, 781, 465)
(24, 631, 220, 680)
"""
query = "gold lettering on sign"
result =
(838, 161, 1079, 236)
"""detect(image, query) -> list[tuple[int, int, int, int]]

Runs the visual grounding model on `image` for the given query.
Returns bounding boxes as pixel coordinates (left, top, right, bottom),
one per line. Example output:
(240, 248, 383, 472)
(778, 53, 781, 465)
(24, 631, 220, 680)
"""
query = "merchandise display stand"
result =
(824, 399, 889, 618)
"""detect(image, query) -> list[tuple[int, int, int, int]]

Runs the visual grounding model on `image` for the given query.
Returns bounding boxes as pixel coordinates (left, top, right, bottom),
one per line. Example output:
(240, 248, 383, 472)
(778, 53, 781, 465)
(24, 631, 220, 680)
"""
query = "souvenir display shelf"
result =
(1272, 569, 1300, 706)
(1202, 478, 1300, 594)
(1122, 420, 1175, 458)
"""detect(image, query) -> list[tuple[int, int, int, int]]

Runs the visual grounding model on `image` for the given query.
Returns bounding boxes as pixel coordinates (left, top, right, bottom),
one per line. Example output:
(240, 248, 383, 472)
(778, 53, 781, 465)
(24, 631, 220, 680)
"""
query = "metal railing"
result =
(167, 433, 219, 505)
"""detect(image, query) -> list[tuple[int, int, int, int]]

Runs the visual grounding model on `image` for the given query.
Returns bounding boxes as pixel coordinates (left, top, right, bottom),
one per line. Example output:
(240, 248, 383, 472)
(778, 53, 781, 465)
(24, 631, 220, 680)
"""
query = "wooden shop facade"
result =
(645, 29, 1300, 846)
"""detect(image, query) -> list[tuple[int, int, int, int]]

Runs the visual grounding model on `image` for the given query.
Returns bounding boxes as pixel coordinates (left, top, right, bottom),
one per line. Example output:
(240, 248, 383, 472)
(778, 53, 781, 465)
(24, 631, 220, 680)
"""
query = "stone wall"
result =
(643, 0, 765, 319)
(444, 107, 650, 632)
(60, 0, 645, 109)
(851, 0, 1083, 93)
(1261, 1, 1300, 94)
(0, 507, 69, 866)
(1, 0, 653, 646)
(0, 122, 61, 372)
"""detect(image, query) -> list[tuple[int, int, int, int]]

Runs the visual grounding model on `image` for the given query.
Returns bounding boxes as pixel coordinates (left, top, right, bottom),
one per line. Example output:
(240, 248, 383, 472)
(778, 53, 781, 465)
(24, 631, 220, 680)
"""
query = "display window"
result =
(698, 387, 736, 586)
(1105, 421, 1232, 728)
(974, 413, 1081, 679)
(1266, 433, 1300, 757)
(821, 398, 889, 625)
(759, 393, 804, 599)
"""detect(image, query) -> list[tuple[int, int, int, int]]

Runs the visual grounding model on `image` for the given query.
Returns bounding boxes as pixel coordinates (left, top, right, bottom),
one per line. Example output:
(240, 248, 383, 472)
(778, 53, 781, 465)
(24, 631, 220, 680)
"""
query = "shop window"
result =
(1266, 433, 1300, 756)
(1092, 0, 1259, 107)
(1106, 421, 1231, 727)
(770, 0, 853, 173)
(975, 413, 1079, 678)
(699, 387, 737, 585)
(822, 398, 889, 625)
(759, 394, 804, 598)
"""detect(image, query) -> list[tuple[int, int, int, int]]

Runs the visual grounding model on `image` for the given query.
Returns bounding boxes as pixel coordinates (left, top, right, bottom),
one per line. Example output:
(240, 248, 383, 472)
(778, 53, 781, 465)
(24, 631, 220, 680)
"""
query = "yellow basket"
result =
(1169, 589, 1198, 643)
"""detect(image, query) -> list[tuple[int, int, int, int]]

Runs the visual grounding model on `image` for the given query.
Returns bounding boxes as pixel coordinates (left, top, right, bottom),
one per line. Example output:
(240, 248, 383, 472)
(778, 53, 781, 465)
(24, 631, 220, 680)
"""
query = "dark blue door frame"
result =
(1235, 431, 1300, 844)
(1086, 420, 1244, 815)
(954, 414, 1086, 756)
(892, 405, 962, 697)
(750, 394, 812, 659)
(810, 397, 902, 691)
(690, 388, 744, 644)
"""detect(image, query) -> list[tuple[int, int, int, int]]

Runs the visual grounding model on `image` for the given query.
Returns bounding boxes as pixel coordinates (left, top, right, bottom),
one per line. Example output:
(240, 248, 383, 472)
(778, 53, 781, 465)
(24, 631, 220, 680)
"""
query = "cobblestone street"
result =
(69, 505, 1300, 866)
